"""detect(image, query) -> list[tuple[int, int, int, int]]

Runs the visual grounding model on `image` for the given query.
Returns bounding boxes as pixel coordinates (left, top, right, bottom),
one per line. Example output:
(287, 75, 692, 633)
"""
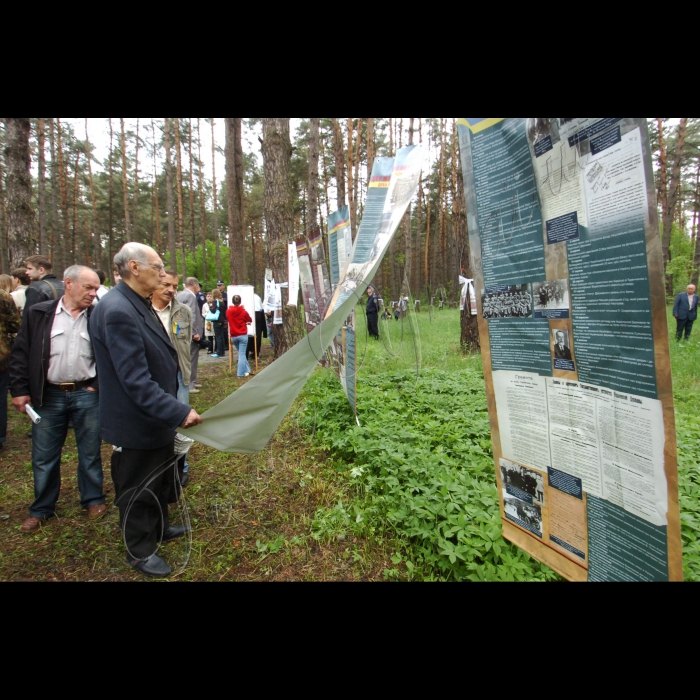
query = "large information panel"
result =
(457, 118, 682, 581)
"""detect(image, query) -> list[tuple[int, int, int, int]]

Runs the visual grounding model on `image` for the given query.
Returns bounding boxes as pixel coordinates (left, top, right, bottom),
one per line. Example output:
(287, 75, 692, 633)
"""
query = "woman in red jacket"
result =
(226, 295, 253, 377)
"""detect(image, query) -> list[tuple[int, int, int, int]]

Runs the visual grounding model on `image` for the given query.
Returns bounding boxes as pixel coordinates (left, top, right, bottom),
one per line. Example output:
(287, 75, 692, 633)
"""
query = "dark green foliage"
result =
(301, 368, 560, 582)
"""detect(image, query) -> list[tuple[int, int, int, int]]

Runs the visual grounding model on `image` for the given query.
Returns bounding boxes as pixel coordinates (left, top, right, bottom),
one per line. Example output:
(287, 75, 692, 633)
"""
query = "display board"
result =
(228, 285, 256, 336)
(457, 117, 682, 582)
(328, 205, 352, 289)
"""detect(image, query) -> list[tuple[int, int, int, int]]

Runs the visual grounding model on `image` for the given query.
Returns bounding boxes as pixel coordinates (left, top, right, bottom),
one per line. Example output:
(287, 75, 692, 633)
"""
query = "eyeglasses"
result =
(135, 261, 165, 273)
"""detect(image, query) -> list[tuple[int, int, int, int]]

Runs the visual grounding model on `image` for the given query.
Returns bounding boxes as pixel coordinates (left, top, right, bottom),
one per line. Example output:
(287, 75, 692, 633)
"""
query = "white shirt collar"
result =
(56, 297, 87, 318)
(153, 300, 172, 313)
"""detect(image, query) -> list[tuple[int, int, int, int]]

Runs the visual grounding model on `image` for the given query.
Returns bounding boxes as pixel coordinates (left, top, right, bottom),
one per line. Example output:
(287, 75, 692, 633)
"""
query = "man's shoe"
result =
(87, 504, 107, 520)
(181, 473, 190, 488)
(194, 384, 202, 389)
(190, 388, 201, 394)
(211, 354, 220, 359)
(128, 553, 172, 578)
(20, 516, 44, 533)
(162, 525, 189, 543)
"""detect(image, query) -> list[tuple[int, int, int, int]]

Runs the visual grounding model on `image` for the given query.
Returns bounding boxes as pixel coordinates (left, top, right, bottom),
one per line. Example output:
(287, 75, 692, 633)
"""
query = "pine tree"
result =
(261, 118, 304, 356)
(3, 118, 35, 268)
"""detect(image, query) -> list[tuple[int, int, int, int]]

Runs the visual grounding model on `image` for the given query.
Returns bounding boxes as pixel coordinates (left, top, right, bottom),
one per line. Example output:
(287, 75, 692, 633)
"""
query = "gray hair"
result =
(64, 265, 97, 283)
(185, 277, 200, 288)
(114, 242, 157, 279)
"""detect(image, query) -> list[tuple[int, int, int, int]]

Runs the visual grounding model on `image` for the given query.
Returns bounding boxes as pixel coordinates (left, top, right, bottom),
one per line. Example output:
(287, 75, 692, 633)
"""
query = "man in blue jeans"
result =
(10, 265, 106, 533)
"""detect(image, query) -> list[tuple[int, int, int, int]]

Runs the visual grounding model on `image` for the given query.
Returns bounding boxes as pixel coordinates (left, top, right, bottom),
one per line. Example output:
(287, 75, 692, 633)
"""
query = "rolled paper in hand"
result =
(26, 405, 41, 425)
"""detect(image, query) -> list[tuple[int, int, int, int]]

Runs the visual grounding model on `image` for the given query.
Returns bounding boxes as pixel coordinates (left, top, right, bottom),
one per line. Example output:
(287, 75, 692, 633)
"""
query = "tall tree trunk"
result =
(353, 118, 363, 219)
(164, 118, 177, 269)
(133, 118, 140, 241)
(120, 118, 131, 239)
(188, 119, 196, 256)
(211, 118, 221, 281)
(174, 117, 187, 279)
(438, 118, 447, 288)
(108, 119, 114, 270)
(661, 118, 688, 296)
(197, 118, 207, 282)
(331, 118, 346, 210)
(85, 119, 98, 268)
(308, 118, 321, 232)
(226, 117, 246, 283)
(0, 125, 7, 273)
(366, 117, 375, 185)
(151, 119, 161, 253)
(261, 118, 304, 357)
(693, 162, 700, 287)
(347, 118, 356, 240)
(321, 125, 331, 221)
(57, 119, 70, 273)
(4, 118, 35, 267)
(457, 156, 479, 353)
(403, 118, 415, 292)
(657, 118, 668, 215)
(72, 151, 80, 264)
(48, 120, 59, 268)
(233, 118, 246, 282)
(37, 118, 47, 253)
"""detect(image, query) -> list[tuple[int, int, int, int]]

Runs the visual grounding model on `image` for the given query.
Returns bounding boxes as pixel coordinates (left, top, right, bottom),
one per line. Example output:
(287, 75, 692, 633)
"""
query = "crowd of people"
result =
(0, 243, 268, 578)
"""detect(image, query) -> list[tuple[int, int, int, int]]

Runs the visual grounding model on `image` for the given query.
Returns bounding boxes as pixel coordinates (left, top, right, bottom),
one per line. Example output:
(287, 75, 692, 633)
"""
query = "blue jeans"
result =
(30, 387, 105, 518)
(0, 368, 8, 444)
(231, 335, 251, 377)
(177, 371, 190, 474)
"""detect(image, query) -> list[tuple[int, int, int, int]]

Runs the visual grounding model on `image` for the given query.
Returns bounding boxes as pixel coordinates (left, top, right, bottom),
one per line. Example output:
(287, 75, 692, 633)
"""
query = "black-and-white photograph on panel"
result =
(501, 458, 546, 506)
(503, 491, 543, 538)
(482, 284, 533, 319)
(533, 280, 570, 319)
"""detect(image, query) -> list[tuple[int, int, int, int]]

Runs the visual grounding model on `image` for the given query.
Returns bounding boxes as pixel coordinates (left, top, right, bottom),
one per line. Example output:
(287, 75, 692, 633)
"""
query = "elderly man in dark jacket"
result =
(90, 242, 203, 578)
(10, 266, 105, 532)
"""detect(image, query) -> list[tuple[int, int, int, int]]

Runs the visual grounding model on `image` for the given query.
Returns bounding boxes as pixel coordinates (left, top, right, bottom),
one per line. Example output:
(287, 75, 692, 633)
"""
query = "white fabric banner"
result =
(287, 243, 299, 307)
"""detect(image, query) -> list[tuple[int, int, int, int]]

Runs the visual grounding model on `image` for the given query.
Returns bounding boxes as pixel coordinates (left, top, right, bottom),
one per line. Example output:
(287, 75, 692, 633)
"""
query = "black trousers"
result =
(111, 442, 175, 560)
(677, 317, 695, 340)
(367, 312, 379, 339)
(247, 311, 267, 359)
(213, 322, 226, 355)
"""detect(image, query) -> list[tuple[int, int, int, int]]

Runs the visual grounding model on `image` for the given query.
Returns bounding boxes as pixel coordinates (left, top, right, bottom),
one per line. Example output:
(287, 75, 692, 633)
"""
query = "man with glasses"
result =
(90, 243, 203, 578)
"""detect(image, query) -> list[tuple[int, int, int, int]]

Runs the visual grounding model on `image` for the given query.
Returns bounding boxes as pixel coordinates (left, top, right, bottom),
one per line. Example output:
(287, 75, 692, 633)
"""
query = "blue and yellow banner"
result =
(457, 118, 505, 134)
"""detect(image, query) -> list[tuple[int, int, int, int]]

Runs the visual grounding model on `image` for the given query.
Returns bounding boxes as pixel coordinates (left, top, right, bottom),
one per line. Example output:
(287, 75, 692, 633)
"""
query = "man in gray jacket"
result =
(152, 270, 195, 485)
(176, 277, 204, 394)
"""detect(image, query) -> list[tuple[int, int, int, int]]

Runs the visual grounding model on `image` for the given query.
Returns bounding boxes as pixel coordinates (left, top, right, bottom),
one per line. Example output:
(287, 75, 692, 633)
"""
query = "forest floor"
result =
(1, 307, 699, 581)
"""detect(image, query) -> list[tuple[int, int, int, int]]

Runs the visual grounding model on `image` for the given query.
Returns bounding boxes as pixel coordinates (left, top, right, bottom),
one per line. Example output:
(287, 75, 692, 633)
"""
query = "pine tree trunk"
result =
(211, 118, 221, 282)
(164, 118, 177, 269)
(120, 118, 131, 239)
(403, 118, 415, 292)
(174, 117, 187, 279)
(0, 125, 7, 273)
(85, 119, 99, 268)
(37, 118, 48, 253)
(57, 119, 70, 273)
(347, 118, 356, 240)
(72, 151, 80, 264)
(332, 118, 346, 211)
(4, 118, 35, 267)
(662, 118, 688, 296)
(197, 118, 207, 282)
(261, 118, 304, 357)
(108, 119, 114, 270)
(308, 118, 321, 232)
(133, 118, 140, 240)
(151, 119, 161, 253)
(188, 119, 196, 256)
(321, 125, 331, 220)
(366, 118, 375, 185)
(48, 119, 59, 267)
(226, 117, 246, 283)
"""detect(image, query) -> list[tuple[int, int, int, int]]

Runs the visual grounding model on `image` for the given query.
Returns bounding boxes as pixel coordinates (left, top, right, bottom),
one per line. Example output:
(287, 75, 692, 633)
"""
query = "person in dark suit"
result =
(554, 331, 573, 360)
(90, 243, 203, 578)
(673, 284, 698, 342)
(176, 277, 204, 393)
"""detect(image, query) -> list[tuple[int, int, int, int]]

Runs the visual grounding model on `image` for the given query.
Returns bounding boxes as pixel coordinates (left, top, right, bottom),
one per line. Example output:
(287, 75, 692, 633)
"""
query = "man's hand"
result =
(12, 396, 31, 414)
(193, 334, 201, 342)
(181, 409, 203, 429)
(675, 315, 679, 319)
